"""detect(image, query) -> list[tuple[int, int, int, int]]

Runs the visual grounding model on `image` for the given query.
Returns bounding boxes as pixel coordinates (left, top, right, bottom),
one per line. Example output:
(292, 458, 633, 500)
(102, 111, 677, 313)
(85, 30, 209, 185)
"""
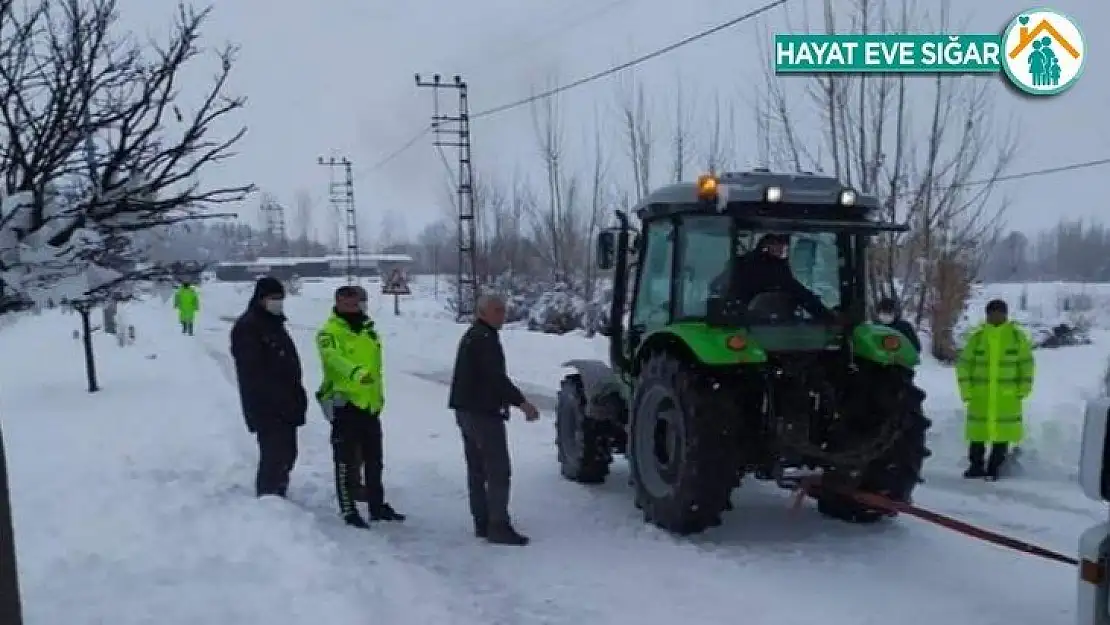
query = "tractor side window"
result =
(632, 221, 674, 326)
(677, 216, 732, 317)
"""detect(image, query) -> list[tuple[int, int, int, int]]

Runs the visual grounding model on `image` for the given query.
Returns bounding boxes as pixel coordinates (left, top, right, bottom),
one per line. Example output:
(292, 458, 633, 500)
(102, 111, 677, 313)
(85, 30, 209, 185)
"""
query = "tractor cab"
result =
(596, 170, 918, 372)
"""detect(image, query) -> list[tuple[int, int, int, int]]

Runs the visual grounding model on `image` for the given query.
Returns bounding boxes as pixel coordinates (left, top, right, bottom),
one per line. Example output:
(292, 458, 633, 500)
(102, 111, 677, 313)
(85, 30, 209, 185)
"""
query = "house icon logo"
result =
(1001, 8, 1085, 95)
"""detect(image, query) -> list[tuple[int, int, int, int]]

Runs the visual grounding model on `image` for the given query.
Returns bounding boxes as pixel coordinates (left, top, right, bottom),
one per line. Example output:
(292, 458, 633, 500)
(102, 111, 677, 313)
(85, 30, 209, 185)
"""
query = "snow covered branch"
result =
(0, 0, 253, 306)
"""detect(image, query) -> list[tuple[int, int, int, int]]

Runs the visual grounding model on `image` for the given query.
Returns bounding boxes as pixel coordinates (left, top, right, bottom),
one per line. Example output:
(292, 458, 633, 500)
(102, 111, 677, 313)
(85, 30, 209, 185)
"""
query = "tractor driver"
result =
(711, 233, 834, 322)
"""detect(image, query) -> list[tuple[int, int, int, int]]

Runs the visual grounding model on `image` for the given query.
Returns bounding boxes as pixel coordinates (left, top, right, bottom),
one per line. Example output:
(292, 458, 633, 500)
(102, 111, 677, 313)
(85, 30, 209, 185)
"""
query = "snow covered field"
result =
(2, 277, 1105, 624)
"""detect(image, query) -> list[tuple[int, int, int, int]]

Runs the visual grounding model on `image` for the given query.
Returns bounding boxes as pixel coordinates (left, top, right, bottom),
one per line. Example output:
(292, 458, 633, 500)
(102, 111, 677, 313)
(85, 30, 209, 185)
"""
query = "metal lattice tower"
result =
(259, 195, 287, 255)
(318, 156, 359, 284)
(416, 73, 478, 322)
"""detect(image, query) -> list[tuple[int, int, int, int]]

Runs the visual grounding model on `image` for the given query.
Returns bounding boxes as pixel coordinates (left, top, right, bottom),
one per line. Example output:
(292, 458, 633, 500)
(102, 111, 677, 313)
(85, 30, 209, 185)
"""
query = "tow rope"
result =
(791, 477, 1079, 566)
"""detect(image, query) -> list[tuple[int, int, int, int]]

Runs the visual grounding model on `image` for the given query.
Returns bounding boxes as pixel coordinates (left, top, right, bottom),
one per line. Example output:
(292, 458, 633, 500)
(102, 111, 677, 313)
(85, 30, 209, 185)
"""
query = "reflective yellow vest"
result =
(956, 322, 1034, 443)
(315, 313, 384, 414)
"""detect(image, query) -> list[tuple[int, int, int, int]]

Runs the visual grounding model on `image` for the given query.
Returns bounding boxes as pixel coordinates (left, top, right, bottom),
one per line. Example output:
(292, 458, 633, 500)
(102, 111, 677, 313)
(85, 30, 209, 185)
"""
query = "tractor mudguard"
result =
(561, 359, 626, 408)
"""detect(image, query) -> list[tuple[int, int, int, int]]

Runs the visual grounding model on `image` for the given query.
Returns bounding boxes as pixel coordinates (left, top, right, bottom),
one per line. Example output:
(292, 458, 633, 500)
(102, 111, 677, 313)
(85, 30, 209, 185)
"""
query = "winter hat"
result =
(251, 276, 285, 302)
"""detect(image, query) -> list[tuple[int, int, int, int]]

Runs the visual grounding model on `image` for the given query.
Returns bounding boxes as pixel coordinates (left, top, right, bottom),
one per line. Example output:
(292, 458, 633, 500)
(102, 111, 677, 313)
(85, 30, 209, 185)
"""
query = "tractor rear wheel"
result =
(629, 353, 733, 534)
(817, 367, 930, 523)
(556, 374, 611, 483)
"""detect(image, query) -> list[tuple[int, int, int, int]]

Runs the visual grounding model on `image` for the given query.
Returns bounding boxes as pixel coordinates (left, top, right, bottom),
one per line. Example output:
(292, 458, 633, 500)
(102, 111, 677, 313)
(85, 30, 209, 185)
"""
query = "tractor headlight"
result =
(765, 186, 783, 202)
(839, 189, 857, 206)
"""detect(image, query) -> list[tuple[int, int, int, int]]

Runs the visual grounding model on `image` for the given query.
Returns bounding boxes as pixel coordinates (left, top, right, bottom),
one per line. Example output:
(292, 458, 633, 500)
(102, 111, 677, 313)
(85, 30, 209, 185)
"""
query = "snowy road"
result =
(2, 282, 1092, 624)
(196, 285, 1083, 625)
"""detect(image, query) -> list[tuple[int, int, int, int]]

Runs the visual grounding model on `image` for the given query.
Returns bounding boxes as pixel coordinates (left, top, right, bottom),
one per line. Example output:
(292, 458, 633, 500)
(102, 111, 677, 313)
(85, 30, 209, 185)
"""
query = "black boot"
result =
(964, 442, 986, 478)
(370, 503, 406, 522)
(474, 518, 488, 538)
(486, 522, 529, 546)
(344, 513, 370, 528)
(985, 443, 1008, 481)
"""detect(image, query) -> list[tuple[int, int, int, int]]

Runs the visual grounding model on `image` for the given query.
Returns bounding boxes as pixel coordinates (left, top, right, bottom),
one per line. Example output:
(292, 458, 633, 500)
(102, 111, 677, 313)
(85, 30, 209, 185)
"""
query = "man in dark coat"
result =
(230, 277, 308, 497)
(713, 233, 834, 322)
(448, 293, 539, 546)
(875, 297, 921, 353)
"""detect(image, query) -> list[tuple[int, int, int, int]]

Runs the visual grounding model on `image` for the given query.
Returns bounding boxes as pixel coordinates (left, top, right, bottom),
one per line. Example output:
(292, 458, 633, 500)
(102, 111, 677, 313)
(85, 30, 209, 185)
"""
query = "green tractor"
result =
(556, 170, 929, 534)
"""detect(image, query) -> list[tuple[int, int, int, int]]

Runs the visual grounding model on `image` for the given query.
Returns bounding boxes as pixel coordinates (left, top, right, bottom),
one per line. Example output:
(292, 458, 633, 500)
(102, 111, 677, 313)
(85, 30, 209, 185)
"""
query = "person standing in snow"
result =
(230, 277, 308, 497)
(448, 293, 540, 546)
(316, 285, 405, 528)
(874, 297, 921, 353)
(173, 281, 199, 335)
(957, 299, 1035, 481)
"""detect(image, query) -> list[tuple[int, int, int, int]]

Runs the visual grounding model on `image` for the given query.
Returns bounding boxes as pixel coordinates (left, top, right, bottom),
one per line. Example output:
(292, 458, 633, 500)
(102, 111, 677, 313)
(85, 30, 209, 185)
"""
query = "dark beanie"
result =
(251, 276, 284, 302)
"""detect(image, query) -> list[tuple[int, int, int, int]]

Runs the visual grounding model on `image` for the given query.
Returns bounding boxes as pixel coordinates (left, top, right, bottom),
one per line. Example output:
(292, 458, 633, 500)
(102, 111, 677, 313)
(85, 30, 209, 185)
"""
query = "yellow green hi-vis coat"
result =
(315, 313, 385, 414)
(173, 286, 198, 322)
(956, 321, 1034, 444)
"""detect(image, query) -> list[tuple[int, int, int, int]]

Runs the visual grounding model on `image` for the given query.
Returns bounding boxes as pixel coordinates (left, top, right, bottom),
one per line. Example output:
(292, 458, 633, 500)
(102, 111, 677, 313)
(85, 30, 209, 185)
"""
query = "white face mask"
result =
(876, 313, 894, 324)
(263, 299, 284, 315)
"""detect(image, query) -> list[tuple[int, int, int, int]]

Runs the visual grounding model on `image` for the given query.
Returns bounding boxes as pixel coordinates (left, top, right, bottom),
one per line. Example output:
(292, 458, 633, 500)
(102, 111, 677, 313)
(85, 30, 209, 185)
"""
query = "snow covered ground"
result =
(2, 277, 1104, 624)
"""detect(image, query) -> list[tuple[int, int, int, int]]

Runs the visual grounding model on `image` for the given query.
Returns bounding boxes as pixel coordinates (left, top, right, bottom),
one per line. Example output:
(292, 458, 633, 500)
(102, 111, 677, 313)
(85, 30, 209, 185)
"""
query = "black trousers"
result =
(455, 411, 512, 526)
(256, 425, 298, 497)
(331, 405, 383, 516)
(969, 442, 1009, 472)
(180, 320, 194, 335)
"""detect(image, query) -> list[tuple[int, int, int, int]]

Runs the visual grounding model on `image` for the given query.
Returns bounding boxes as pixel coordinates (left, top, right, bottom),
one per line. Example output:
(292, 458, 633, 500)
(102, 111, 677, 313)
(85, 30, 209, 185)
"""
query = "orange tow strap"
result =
(791, 478, 1079, 566)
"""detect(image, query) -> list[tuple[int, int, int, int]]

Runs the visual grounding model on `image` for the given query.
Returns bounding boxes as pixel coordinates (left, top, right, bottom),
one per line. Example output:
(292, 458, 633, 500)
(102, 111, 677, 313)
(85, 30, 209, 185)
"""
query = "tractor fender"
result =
(561, 359, 626, 408)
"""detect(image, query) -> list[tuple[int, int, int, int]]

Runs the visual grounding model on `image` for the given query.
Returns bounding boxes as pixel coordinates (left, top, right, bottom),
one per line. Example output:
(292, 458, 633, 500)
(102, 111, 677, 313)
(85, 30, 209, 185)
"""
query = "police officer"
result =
(174, 281, 199, 335)
(874, 297, 921, 353)
(449, 293, 539, 545)
(714, 233, 833, 321)
(957, 299, 1035, 480)
(316, 285, 404, 527)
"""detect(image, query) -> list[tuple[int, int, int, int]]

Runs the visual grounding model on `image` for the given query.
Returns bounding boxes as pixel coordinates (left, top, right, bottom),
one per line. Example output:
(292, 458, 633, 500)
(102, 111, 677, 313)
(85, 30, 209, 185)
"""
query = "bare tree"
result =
(670, 76, 694, 182)
(530, 84, 568, 278)
(759, 0, 1016, 360)
(615, 77, 654, 200)
(0, 0, 252, 390)
(376, 209, 408, 251)
(293, 190, 313, 255)
(701, 92, 736, 174)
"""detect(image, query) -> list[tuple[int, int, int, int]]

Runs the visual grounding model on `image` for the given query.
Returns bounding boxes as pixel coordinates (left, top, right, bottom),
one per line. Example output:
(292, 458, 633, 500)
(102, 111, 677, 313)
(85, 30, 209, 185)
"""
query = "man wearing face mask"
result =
(874, 297, 921, 353)
(713, 233, 834, 322)
(316, 285, 404, 527)
(230, 276, 308, 498)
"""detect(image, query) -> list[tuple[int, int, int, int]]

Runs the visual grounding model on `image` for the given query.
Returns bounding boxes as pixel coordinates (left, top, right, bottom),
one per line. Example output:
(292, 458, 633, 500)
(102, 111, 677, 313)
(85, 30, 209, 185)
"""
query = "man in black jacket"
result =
(713, 233, 834, 322)
(875, 297, 921, 353)
(230, 277, 308, 498)
(448, 294, 539, 546)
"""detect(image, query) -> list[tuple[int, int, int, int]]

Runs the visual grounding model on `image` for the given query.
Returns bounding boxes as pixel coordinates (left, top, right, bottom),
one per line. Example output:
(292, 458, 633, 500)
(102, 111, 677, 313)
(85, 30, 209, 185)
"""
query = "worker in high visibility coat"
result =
(956, 299, 1034, 481)
(173, 282, 199, 335)
(316, 285, 404, 528)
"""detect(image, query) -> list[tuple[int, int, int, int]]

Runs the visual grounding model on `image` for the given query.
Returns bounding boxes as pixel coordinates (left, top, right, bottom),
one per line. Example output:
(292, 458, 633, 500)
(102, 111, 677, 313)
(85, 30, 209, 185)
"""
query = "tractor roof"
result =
(634, 169, 882, 221)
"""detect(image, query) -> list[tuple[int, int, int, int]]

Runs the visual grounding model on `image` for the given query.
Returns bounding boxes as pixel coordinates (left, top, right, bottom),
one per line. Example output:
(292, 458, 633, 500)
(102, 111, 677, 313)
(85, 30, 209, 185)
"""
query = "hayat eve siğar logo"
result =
(1000, 8, 1085, 95)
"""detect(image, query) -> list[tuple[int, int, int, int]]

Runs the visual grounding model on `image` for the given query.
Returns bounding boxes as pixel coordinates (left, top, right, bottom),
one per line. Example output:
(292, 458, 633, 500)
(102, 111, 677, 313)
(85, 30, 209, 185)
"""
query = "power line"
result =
(470, 0, 790, 119)
(946, 157, 1110, 188)
(352, 0, 787, 176)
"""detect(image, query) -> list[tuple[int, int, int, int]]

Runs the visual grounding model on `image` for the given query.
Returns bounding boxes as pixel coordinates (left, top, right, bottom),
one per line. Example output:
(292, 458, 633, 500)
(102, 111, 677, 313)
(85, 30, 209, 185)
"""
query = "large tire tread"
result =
(630, 353, 733, 534)
(556, 374, 612, 484)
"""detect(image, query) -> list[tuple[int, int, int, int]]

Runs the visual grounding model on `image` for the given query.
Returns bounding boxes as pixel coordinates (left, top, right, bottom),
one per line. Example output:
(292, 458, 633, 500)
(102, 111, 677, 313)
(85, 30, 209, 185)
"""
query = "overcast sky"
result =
(117, 0, 1106, 244)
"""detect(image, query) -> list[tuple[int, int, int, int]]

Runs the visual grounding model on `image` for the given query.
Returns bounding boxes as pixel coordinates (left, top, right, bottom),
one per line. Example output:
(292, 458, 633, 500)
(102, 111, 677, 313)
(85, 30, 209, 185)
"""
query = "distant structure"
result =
(213, 253, 412, 282)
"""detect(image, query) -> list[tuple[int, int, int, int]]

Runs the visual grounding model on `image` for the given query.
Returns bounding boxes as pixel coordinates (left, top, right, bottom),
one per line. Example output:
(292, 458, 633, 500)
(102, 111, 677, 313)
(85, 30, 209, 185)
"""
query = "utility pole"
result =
(0, 422, 23, 625)
(416, 73, 478, 322)
(259, 195, 287, 256)
(318, 157, 359, 283)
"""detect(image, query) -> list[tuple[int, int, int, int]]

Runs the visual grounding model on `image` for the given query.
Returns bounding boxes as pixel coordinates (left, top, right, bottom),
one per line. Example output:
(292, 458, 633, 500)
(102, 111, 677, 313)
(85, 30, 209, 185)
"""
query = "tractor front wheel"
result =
(556, 374, 612, 483)
(629, 353, 732, 534)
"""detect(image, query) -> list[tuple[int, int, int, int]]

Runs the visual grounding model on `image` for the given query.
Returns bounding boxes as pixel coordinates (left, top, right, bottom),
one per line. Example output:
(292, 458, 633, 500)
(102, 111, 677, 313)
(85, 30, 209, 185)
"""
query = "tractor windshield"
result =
(678, 215, 843, 324)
